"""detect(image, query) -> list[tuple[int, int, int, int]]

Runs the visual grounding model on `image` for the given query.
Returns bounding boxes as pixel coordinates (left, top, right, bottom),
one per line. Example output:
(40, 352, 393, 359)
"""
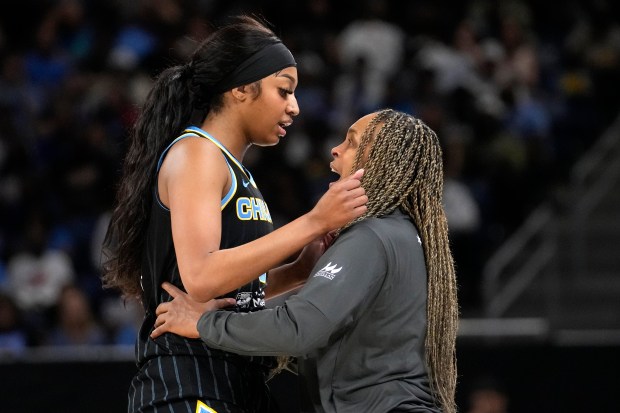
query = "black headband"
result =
(215, 42, 296, 93)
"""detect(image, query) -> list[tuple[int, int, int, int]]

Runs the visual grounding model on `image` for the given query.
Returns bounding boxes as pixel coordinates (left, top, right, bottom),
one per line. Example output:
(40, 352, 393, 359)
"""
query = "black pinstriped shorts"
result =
(128, 355, 279, 413)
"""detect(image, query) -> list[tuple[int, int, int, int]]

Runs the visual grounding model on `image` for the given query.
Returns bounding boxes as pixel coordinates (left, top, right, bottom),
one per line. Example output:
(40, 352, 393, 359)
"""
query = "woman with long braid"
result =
(151, 109, 459, 413)
(102, 15, 367, 413)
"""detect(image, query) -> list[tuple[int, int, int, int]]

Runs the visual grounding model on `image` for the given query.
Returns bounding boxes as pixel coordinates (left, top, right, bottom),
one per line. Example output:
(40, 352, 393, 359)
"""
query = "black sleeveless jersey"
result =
(129, 126, 276, 411)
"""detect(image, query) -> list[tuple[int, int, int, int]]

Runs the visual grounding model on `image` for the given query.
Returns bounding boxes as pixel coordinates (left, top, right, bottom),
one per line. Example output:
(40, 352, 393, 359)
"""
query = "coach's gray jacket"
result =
(197, 209, 441, 412)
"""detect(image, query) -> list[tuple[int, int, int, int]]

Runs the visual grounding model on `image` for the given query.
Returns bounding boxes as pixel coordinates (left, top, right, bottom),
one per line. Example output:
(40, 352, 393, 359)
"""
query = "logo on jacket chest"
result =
(314, 262, 343, 280)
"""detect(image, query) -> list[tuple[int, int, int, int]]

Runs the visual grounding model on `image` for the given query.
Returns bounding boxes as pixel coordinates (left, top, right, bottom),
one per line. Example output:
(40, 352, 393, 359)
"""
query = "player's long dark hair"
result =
(344, 109, 459, 413)
(102, 16, 281, 298)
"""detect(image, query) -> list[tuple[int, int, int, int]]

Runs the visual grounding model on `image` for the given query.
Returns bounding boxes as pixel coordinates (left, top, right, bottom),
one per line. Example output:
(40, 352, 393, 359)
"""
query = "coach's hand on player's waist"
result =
(151, 282, 236, 339)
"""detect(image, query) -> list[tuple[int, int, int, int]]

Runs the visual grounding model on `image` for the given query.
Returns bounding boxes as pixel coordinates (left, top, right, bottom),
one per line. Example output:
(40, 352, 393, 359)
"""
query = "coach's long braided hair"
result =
(344, 109, 458, 413)
(101, 15, 279, 298)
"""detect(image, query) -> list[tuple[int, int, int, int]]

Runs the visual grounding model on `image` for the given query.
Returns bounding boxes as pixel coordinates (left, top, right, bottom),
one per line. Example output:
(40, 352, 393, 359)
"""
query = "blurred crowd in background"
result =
(0, 0, 619, 355)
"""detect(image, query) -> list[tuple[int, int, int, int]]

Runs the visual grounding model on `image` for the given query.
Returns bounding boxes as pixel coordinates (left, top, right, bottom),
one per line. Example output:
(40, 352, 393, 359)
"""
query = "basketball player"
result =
(101, 15, 367, 413)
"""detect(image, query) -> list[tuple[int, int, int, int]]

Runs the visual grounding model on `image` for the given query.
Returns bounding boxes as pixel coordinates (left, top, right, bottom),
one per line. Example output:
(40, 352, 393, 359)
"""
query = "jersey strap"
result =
(155, 130, 238, 210)
(184, 126, 257, 188)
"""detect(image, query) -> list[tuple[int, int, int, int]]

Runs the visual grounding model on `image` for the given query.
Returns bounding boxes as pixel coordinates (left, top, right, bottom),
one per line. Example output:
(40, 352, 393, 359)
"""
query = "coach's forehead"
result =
(351, 113, 378, 135)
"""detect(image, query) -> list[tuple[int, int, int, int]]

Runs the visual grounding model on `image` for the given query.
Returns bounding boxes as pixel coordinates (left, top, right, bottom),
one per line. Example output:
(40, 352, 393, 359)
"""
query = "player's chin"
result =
(255, 135, 282, 147)
(269, 131, 285, 143)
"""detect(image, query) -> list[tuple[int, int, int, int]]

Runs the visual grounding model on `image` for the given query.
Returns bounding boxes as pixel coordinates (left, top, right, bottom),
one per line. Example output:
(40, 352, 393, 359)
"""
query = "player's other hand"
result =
(310, 169, 367, 232)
